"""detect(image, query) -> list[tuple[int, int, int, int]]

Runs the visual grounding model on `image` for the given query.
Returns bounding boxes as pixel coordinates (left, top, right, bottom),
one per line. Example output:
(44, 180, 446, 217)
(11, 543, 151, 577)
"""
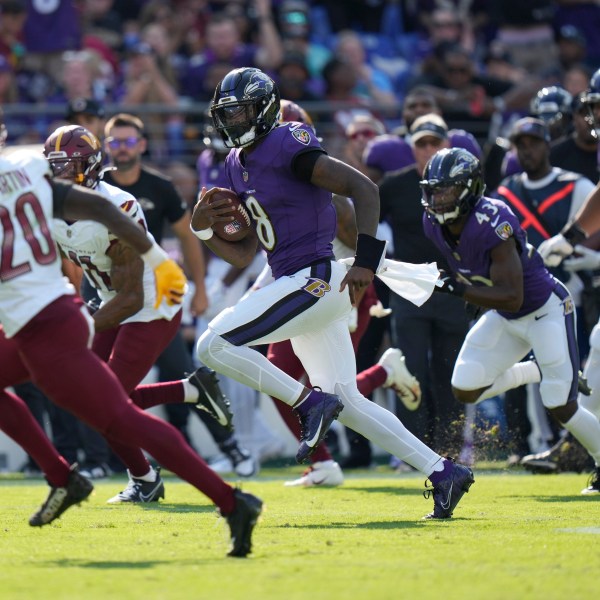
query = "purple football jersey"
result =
(224, 123, 336, 279)
(422, 197, 556, 319)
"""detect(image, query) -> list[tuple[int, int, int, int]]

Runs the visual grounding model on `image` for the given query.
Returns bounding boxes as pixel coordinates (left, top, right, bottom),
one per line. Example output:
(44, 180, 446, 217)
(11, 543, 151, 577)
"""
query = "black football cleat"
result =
(581, 467, 600, 495)
(29, 464, 93, 527)
(107, 467, 165, 504)
(294, 388, 344, 464)
(188, 367, 234, 430)
(223, 489, 263, 557)
(423, 460, 474, 519)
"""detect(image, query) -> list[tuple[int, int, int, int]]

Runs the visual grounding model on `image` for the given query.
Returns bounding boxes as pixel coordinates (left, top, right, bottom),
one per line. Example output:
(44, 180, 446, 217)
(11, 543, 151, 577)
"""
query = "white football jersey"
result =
(0, 149, 75, 337)
(53, 180, 180, 324)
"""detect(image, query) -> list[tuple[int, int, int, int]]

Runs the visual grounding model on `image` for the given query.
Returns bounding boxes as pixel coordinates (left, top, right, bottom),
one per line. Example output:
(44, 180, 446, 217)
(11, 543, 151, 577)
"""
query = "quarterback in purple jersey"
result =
(191, 67, 475, 520)
(421, 147, 600, 494)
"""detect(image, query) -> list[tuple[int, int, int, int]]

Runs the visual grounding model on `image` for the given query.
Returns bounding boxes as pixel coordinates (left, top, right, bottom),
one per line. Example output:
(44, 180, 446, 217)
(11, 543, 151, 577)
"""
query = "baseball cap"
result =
(558, 25, 586, 47)
(509, 117, 550, 143)
(66, 98, 105, 120)
(410, 114, 448, 144)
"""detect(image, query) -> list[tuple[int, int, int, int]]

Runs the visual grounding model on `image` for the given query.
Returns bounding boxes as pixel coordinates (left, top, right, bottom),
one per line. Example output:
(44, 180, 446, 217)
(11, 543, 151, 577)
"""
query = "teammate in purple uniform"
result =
(191, 67, 474, 519)
(420, 147, 600, 494)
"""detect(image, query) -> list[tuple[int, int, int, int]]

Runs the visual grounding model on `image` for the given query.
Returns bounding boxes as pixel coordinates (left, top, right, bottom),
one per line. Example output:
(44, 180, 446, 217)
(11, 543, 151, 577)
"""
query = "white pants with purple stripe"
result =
(453, 287, 579, 409)
(197, 260, 444, 475)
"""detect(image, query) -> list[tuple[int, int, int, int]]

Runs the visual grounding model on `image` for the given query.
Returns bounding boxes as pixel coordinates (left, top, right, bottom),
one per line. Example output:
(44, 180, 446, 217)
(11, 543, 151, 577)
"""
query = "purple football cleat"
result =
(423, 459, 474, 519)
(294, 388, 343, 464)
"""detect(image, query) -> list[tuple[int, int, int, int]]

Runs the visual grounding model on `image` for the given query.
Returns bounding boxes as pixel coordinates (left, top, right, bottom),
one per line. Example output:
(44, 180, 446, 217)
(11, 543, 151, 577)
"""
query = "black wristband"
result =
(562, 222, 587, 246)
(354, 234, 386, 273)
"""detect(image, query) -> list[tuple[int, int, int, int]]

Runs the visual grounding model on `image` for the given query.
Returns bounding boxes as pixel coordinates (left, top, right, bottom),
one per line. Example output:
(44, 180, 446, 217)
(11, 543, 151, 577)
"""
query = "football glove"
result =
(153, 259, 188, 308)
(563, 245, 600, 272)
(538, 223, 587, 267)
(537, 234, 573, 267)
(435, 271, 466, 297)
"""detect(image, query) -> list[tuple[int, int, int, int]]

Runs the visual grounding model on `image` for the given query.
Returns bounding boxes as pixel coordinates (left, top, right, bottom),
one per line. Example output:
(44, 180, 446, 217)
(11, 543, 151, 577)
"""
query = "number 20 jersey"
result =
(0, 150, 72, 337)
(224, 123, 336, 279)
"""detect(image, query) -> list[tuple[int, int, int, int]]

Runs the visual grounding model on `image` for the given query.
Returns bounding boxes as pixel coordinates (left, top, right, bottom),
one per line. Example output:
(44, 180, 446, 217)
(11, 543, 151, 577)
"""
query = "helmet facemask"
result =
(210, 68, 280, 149)
(43, 125, 103, 188)
(420, 147, 485, 226)
(422, 182, 471, 225)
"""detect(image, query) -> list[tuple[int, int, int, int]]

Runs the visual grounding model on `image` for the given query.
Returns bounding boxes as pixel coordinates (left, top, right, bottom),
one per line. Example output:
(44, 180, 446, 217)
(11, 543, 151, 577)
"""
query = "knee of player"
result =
(540, 377, 576, 411)
(195, 329, 220, 365)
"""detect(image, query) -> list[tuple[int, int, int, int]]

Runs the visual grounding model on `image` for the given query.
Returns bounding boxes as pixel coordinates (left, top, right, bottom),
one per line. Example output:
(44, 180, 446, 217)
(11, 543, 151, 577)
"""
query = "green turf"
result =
(0, 467, 598, 600)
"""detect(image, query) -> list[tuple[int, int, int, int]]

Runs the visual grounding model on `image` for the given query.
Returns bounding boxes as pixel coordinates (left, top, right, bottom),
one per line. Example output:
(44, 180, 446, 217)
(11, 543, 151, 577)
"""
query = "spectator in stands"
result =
(556, 25, 589, 73)
(342, 114, 386, 179)
(482, 43, 528, 86)
(139, 21, 182, 89)
(79, 0, 124, 53)
(276, 51, 321, 103)
(318, 0, 386, 33)
(0, 54, 18, 104)
(276, 0, 331, 83)
(115, 42, 182, 160)
(0, 0, 26, 67)
(65, 97, 105, 140)
(182, 3, 283, 100)
(21, 0, 82, 84)
(551, 93, 599, 185)
(52, 49, 113, 105)
(563, 63, 593, 98)
(333, 30, 397, 108)
(490, 1, 559, 77)
(410, 44, 515, 127)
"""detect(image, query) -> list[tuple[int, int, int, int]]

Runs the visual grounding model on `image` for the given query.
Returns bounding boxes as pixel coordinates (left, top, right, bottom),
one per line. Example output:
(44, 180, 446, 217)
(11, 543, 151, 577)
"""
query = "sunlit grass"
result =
(0, 466, 597, 600)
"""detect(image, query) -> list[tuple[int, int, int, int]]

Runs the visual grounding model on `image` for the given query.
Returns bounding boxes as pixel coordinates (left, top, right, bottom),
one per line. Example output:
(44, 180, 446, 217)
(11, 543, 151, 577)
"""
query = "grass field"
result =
(0, 465, 598, 600)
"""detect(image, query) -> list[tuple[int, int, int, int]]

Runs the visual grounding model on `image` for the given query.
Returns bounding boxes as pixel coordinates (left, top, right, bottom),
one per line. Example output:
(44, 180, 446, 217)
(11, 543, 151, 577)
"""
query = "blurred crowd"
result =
(4, 0, 600, 474)
(1, 0, 599, 160)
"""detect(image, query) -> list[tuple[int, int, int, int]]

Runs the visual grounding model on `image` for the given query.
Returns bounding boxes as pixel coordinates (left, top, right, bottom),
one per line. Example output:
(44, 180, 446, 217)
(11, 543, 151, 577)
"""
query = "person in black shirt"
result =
(378, 114, 469, 453)
(551, 93, 599, 185)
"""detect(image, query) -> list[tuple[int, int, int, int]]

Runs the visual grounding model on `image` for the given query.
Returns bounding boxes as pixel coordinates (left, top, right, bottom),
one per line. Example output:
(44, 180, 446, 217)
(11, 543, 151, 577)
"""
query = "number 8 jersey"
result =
(0, 150, 69, 337)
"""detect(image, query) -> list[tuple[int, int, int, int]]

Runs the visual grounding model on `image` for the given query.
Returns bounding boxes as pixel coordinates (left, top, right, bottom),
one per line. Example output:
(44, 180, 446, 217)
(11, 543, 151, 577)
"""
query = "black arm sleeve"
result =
(291, 149, 327, 182)
(49, 178, 75, 219)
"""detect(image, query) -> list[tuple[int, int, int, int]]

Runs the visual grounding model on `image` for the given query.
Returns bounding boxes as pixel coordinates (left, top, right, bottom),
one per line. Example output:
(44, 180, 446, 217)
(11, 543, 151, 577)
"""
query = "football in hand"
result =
(208, 189, 252, 242)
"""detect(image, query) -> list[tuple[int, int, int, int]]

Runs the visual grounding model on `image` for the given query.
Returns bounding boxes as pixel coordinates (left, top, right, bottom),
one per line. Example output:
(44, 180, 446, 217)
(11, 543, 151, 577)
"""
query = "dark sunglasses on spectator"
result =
(349, 130, 377, 140)
(106, 136, 140, 149)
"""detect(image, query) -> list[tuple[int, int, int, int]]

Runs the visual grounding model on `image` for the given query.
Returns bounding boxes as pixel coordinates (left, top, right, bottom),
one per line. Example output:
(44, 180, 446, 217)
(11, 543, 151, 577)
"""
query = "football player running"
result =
(192, 67, 474, 519)
(43, 124, 234, 504)
(0, 117, 261, 556)
(421, 146, 600, 494)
